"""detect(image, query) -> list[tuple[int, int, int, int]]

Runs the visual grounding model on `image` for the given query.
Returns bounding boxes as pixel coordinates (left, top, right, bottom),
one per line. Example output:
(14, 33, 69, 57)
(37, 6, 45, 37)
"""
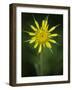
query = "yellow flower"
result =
(24, 17, 59, 53)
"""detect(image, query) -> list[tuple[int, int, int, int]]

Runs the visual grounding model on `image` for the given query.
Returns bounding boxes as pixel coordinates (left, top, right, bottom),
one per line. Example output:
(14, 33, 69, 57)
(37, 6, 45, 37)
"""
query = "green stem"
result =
(40, 51, 43, 75)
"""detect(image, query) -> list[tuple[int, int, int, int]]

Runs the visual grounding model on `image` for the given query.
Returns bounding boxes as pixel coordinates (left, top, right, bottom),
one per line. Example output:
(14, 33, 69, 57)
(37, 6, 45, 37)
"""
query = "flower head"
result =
(24, 17, 59, 53)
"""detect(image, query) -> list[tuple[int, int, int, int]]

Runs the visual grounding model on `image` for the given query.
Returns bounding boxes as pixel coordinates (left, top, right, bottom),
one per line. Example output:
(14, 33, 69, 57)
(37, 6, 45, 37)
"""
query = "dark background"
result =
(21, 12, 63, 77)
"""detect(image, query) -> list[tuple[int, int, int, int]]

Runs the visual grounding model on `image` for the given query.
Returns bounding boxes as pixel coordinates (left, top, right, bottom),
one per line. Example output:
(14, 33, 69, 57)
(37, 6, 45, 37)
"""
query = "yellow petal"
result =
(38, 44, 42, 53)
(42, 20, 47, 30)
(34, 42, 38, 48)
(34, 18, 39, 29)
(29, 37, 36, 44)
(29, 40, 35, 44)
(42, 18, 48, 31)
(48, 24, 60, 33)
(24, 31, 35, 36)
(45, 25, 49, 31)
(29, 32, 36, 36)
(44, 17, 48, 27)
(46, 42, 52, 48)
(42, 20, 45, 27)
(30, 25, 37, 32)
(49, 39, 56, 43)
(44, 20, 48, 28)
(49, 34, 58, 37)
(43, 44, 45, 47)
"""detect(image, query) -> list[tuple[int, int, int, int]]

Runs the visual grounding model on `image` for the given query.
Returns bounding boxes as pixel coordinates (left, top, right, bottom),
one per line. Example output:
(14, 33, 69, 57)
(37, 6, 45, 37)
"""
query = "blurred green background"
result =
(21, 13, 63, 77)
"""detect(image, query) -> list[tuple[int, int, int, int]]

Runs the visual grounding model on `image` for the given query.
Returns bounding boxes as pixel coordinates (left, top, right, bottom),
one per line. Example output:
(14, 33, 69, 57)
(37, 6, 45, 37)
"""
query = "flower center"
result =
(36, 30, 48, 44)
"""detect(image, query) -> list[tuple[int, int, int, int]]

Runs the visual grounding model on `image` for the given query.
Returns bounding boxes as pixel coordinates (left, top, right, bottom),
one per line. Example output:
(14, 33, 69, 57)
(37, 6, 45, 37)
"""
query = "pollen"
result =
(36, 30, 48, 44)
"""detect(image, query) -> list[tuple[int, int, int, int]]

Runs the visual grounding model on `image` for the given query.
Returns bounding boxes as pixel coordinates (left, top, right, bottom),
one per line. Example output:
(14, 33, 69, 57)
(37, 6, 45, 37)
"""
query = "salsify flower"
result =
(24, 17, 59, 53)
